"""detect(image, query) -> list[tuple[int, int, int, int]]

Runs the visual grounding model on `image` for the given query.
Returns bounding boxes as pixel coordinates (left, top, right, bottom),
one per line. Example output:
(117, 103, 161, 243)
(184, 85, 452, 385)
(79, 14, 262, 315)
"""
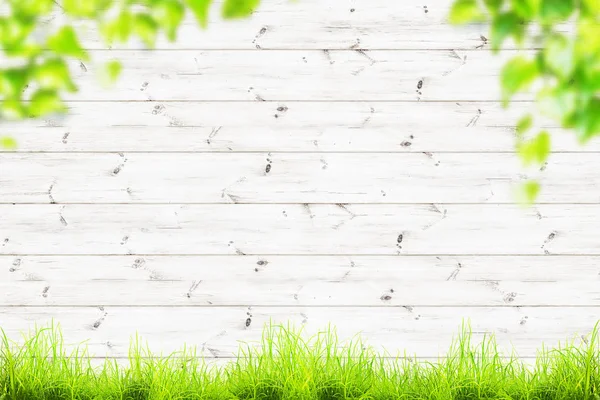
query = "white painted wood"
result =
(2, 255, 598, 306)
(84, 357, 234, 370)
(16, 50, 536, 101)
(2, 152, 599, 204)
(0, 204, 598, 255)
(83, 356, 540, 370)
(4, 101, 586, 153)
(2, 279, 599, 307)
(0, 0, 589, 364)
(3, 255, 600, 283)
(30, 0, 573, 50)
(0, 306, 596, 358)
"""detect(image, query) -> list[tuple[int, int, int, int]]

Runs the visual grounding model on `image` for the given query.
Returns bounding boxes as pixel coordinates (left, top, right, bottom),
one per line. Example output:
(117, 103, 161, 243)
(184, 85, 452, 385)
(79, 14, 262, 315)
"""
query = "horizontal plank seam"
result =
(2, 305, 599, 308)
(3, 203, 600, 206)
(0, 151, 582, 154)
(2, 48, 541, 52)
(13, 100, 536, 103)
(0, 254, 595, 257)
(1, 202, 597, 205)
(5, 100, 537, 104)
(14, 358, 540, 361)
(3, 253, 600, 257)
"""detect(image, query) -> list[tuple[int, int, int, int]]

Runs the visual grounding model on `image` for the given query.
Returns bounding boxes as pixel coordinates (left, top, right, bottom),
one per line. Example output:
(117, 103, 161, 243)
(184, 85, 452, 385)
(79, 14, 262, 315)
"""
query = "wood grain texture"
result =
(31, 0, 573, 50)
(2, 152, 599, 204)
(4, 101, 586, 153)
(14, 50, 536, 102)
(0, 0, 590, 361)
(3, 255, 599, 283)
(0, 204, 598, 255)
(82, 357, 540, 370)
(0, 306, 596, 358)
(1, 255, 599, 306)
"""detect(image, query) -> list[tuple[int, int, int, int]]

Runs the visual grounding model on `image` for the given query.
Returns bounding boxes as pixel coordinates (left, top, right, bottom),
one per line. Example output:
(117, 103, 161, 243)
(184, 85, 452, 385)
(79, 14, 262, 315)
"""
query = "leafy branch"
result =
(0, 0, 260, 146)
(450, 0, 600, 203)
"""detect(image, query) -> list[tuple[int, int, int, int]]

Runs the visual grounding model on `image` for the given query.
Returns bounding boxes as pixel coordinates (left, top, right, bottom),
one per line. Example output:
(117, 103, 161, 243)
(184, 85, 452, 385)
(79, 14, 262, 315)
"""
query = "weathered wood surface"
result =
(0, 0, 596, 362)
(3, 152, 600, 204)
(0, 307, 595, 358)
(31, 0, 572, 50)
(0, 204, 599, 255)
(1, 272, 599, 307)
(4, 102, 586, 153)
(1, 256, 598, 307)
(4, 256, 599, 283)
(12, 50, 534, 102)
(83, 357, 540, 370)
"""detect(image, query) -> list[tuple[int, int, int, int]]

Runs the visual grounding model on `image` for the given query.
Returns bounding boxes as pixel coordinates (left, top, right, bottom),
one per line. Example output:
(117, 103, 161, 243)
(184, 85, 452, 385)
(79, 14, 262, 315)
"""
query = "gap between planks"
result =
(2, 151, 598, 154)
(1, 305, 599, 308)
(6, 203, 600, 206)
(3, 253, 596, 257)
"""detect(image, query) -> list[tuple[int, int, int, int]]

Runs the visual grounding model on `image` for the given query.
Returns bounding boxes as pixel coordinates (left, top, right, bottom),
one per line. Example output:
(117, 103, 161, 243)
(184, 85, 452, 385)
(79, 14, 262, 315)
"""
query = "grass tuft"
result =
(0, 320, 599, 399)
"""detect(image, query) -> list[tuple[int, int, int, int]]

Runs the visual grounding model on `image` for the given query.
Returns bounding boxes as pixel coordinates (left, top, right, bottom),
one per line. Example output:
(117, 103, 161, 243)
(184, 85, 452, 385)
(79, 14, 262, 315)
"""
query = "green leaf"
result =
(0, 136, 18, 150)
(540, 0, 574, 24)
(33, 58, 77, 92)
(490, 12, 524, 51)
(448, 0, 484, 24)
(9, 0, 54, 17)
(47, 26, 89, 61)
(0, 68, 29, 98)
(576, 22, 600, 63)
(517, 131, 551, 166)
(518, 180, 541, 205)
(63, 0, 111, 18)
(582, 0, 600, 16)
(185, 0, 213, 28)
(0, 16, 35, 46)
(483, 0, 503, 12)
(153, 0, 185, 41)
(543, 35, 574, 78)
(536, 86, 577, 124)
(579, 65, 600, 94)
(575, 98, 600, 143)
(222, 0, 261, 19)
(28, 90, 66, 118)
(516, 114, 533, 136)
(101, 12, 133, 44)
(3, 42, 42, 58)
(500, 56, 539, 104)
(0, 99, 28, 120)
(511, 0, 540, 19)
(133, 14, 159, 47)
(99, 61, 122, 87)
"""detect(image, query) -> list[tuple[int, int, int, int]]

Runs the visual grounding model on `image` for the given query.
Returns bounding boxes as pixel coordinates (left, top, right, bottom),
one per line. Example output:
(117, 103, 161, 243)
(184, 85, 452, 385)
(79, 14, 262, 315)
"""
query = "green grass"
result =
(1, 320, 600, 400)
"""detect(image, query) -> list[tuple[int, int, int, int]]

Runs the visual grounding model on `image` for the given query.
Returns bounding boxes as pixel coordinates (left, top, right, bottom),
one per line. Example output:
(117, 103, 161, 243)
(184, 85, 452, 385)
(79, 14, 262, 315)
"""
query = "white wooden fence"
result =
(0, 0, 595, 364)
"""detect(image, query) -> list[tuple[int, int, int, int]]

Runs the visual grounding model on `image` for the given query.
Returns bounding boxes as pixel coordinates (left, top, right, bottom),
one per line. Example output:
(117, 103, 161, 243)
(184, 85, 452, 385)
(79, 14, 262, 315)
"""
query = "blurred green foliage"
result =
(0, 0, 260, 147)
(450, 0, 600, 203)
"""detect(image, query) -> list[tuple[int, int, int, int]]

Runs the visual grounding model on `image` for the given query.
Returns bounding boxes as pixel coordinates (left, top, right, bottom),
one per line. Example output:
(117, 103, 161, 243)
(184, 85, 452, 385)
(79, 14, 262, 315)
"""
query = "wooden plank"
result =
(1, 204, 599, 255)
(3, 255, 599, 283)
(1, 152, 599, 204)
(4, 101, 583, 153)
(9, 280, 598, 307)
(29, 0, 572, 50)
(0, 306, 597, 358)
(1, 254, 599, 306)
(83, 356, 539, 367)
(14, 50, 534, 102)
(83, 356, 540, 370)
(85, 357, 234, 370)
(3, 255, 598, 307)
